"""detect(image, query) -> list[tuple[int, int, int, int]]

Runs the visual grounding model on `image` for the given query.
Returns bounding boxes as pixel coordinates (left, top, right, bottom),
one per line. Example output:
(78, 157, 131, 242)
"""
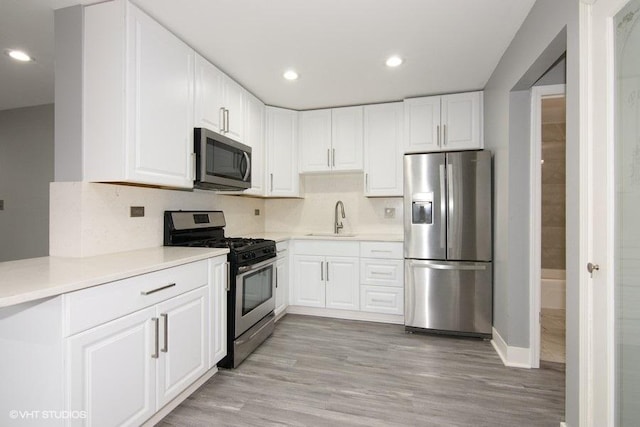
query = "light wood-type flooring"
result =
(541, 308, 566, 364)
(160, 315, 565, 427)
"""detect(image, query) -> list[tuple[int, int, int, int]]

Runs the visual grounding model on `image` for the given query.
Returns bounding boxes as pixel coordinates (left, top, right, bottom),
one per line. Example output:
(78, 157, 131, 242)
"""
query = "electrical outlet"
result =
(254, 209, 260, 216)
(0, 200, 4, 210)
(384, 207, 395, 219)
(130, 206, 145, 217)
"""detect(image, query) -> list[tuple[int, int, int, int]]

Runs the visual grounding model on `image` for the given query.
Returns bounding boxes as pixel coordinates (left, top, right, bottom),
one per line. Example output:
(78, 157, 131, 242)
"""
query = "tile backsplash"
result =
(265, 173, 403, 235)
(50, 182, 265, 257)
(50, 174, 403, 257)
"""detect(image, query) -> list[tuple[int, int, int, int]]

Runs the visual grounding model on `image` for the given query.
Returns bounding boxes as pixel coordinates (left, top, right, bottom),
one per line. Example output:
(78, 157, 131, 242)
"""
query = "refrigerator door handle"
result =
(439, 164, 446, 249)
(447, 163, 454, 257)
(408, 260, 487, 271)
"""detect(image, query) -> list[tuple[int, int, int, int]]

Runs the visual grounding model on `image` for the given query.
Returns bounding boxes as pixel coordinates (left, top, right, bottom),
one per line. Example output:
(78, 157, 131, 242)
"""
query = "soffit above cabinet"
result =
(2, 0, 535, 111)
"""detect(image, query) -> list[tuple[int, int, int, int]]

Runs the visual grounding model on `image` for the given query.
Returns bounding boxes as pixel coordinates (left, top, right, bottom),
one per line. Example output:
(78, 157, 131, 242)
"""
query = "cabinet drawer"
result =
(65, 261, 208, 336)
(294, 240, 359, 257)
(360, 242, 403, 259)
(360, 285, 403, 315)
(276, 240, 289, 255)
(360, 258, 404, 287)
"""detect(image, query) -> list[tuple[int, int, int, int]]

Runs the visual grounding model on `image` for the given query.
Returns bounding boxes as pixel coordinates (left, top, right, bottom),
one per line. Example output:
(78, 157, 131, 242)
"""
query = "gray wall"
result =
(483, 0, 580, 424)
(0, 104, 54, 261)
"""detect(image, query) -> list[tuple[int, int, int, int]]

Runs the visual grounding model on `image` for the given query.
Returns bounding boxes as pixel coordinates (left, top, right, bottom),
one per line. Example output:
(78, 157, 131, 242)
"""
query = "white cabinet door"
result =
(194, 53, 225, 134)
(300, 109, 332, 172)
(223, 78, 245, 142)
(266, 106, 300, 197)
(126, 4, 194, 188)
(363, 102, 404, 197)
(404, 96, 441, 153)
(156, 286, 209, 408)
(292, 255, 325, 307)
(244, 94, 266, 196)
(332, 106, 363, 171)
(325, 256, 359, 310)
(275, 253, 289, 316)
(209, 257, 228, 367)
(67, 307, 156, 427)
(441, 91, 483, 151)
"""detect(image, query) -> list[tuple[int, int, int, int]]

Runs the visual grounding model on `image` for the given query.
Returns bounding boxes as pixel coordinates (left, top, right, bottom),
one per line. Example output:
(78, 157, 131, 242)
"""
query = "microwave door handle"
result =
(242, 152, 251, 182)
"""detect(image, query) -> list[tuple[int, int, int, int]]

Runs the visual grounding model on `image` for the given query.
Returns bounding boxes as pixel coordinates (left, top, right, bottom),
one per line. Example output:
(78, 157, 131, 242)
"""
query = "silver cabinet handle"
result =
(365, 173, 369, 192)
(151, 317, 159, 359)
(141, 283, 176, 296)
(161, 313, 168, 353)
(326, 262, 330, 282)
(275, 267, 278, 288)
(327, 149, 330, 167)
(437, 125, 441, 147)
(224, 108, 230, 133)
(443, 124, 447, 146)
(371, 298, 387, 303)
(270, 173, 274, 192)
(225, 262, 230, 292)
(320, 261, 324, 281)
(332, 148, 336, 166)
(371, 271, 392, 276)
(370, 249, 392, 253)
(219, 107, 226, 133)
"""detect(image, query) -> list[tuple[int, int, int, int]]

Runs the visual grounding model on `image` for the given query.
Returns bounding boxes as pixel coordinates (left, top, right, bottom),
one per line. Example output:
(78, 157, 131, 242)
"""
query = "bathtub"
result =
(541, 269, 566, 310)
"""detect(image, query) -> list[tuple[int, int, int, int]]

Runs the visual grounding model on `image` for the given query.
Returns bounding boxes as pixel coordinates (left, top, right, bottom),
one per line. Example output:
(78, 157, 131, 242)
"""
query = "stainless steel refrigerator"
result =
(404, 150, 492, 337)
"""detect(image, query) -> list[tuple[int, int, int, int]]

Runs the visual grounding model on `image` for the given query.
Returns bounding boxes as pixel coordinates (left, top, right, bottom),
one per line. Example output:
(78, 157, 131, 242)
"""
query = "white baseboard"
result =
(491, 327, 532, 368)
(286, 305, 404, 325)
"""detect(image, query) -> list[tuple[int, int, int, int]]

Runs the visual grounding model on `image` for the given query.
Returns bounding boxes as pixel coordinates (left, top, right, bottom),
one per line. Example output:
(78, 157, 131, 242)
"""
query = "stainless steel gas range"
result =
(164, 210, 276, 368)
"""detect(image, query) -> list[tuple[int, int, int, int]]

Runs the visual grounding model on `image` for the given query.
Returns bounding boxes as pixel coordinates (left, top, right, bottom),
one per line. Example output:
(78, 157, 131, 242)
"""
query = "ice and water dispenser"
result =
(411, 193, 433, 225)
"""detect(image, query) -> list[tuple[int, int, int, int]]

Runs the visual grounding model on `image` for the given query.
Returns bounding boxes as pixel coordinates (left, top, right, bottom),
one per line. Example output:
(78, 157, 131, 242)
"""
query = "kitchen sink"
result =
(305, 233, 356, 238)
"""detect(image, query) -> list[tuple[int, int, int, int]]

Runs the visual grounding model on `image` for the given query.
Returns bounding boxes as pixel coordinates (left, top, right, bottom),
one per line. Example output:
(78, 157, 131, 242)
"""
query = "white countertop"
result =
(0, 246, 228, 309)
(251, 232, 403, 243)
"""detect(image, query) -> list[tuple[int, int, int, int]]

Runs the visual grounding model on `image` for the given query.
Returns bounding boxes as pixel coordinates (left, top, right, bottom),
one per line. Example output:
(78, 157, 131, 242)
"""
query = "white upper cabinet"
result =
(194, 54, 245, 142)
(243, 93, 266, 196)
(265, 106, 300, 197)
(299, 106, 363, 173)
(83, 0, 195, 189)
(363, 102, 404, 197)
(404, 91, 483, 153)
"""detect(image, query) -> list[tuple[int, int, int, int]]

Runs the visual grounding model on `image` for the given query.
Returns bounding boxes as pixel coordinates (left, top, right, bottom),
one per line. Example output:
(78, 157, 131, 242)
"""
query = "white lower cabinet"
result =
(325, 256, 360, 310)
(292, 241, 360, 310)
(63, 256, 227, 426)
(67, 285, 209, 425)
(359, 242, 404, 315)
(275, 242, 289, 317)
(67, 307, 157, 427)
(156, 287, 209, 408)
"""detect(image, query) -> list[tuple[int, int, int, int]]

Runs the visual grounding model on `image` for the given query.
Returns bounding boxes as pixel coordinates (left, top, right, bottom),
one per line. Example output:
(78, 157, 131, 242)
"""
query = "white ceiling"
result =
(0, 0, 536, 112)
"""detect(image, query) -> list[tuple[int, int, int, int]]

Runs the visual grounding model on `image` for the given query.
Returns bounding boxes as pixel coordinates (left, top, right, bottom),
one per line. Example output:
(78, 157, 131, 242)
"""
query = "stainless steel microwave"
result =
(194, 128, 251, 191)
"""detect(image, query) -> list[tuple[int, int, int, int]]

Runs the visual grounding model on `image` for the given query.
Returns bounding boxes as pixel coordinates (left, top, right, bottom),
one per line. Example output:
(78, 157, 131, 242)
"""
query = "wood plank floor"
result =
(159, 315, 565, 427)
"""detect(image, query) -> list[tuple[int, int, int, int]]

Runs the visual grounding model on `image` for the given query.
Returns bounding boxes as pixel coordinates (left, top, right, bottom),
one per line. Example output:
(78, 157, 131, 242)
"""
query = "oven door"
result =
(235, 257, 276, 338)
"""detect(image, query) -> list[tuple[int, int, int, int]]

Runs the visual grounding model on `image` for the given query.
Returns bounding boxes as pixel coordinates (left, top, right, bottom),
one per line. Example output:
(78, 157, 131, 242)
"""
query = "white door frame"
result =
(529, 84, 566, 369)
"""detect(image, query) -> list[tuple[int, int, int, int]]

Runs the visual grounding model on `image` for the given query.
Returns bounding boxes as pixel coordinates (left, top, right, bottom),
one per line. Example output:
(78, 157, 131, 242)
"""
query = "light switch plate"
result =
(384, 207, 395, 219)
(130, 206, 145, 217)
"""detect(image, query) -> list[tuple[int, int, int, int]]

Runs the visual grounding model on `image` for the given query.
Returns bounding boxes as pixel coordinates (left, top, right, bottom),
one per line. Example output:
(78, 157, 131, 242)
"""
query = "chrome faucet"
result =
(334, 200, 346, 234)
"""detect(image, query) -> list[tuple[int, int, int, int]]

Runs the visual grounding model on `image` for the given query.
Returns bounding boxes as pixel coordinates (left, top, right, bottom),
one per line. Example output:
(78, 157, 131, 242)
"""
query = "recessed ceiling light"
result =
(385, 56, 403, 67)
(283, 70, 299, 81)
(5, 49, 33, 62)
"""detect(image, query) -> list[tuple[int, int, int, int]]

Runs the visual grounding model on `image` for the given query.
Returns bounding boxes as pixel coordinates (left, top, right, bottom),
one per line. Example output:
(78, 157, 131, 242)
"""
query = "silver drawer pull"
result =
(161, 313, 169, 353)
(141, 283, 176, 296)
(371, 272, 392, 276)
(371, 299, 389, 303)
(371, 250, 392, 253)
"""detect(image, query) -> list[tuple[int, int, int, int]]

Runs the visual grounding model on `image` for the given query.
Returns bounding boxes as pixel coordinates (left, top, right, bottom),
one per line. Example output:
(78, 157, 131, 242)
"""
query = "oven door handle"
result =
(237, 257, 276, 274)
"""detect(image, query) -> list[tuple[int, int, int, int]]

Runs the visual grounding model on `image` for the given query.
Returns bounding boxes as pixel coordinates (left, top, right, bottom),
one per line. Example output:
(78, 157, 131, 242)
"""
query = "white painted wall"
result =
(265, 173, 402, 235)
(483, 0, 580, 424)
(0, 104, 54, 262)
(50, 183, 266, 257)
